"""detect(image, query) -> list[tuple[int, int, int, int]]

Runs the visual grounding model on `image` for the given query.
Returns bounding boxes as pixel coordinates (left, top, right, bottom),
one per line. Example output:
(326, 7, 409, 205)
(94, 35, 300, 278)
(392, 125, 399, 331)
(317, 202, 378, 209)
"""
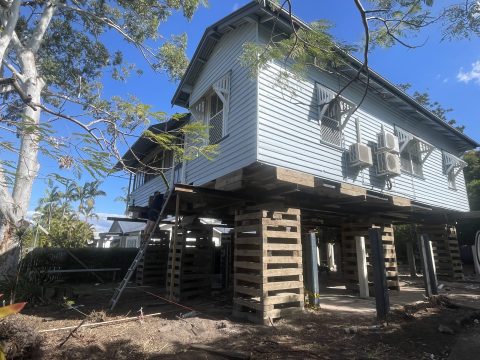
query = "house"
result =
(98, 220, 146, 248)
(117, 1, 479, 324)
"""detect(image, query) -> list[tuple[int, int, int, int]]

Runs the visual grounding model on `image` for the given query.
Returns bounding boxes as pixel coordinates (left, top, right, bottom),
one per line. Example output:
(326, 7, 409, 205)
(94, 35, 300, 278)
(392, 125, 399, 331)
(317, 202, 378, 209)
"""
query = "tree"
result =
(26, 211, 94, 248)
(464, 150, 480, 211)
(0, 0, 215, 275)
(397, 83, 465, 132)
(24, 179, 103, 248)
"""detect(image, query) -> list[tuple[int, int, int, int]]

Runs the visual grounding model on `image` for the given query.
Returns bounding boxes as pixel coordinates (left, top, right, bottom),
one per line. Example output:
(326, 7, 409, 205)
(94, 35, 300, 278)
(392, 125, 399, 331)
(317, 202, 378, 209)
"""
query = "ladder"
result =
(109, 189, 174, 311)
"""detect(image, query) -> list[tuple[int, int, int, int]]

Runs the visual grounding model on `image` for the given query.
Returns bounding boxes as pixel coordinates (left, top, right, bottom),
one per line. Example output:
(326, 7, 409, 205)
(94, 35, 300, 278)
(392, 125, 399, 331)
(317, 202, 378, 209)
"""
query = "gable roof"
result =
(172, 0, 478, 152)
(109, 220, 145, 234)
(115, 114, 190, 170)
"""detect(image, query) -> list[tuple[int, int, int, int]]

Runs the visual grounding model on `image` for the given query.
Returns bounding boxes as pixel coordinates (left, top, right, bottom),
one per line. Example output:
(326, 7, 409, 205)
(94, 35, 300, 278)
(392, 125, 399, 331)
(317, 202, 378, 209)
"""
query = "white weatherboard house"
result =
(118, 1, 478, 324)
(125, 1, 477, 214)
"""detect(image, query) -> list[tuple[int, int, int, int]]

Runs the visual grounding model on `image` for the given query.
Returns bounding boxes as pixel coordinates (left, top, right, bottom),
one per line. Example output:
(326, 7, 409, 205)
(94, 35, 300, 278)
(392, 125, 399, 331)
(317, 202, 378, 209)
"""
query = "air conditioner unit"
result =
(377, 131, 399, 153)
(349, 143, 373, 168)
(376, 152, 401, 177)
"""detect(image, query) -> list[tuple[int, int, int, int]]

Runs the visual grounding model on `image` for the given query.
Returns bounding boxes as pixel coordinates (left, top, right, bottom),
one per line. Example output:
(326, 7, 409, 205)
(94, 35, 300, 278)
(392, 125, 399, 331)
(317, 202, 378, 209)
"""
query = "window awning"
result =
(316, 84, 355, 130)
(212, 71, 231, 103)
(395, 127, 435, 164)
(190, 98, 205, 122)
(442, 151, 467, 179)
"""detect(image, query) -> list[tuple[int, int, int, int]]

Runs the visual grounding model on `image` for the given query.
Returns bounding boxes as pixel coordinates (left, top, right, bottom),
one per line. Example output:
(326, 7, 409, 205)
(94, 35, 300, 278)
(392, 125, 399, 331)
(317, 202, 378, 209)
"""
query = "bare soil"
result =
(6, 278, 480, 360)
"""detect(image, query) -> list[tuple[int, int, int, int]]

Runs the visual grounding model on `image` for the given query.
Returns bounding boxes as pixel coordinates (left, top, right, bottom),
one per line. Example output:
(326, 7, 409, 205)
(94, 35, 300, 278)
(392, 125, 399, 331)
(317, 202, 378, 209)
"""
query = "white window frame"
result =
(316, 83, 355, 148)
(189, 71, 231, 145)
(442, 150, 467, 190)
(395, 126, 435, 178)
(400, 141, 424, 177)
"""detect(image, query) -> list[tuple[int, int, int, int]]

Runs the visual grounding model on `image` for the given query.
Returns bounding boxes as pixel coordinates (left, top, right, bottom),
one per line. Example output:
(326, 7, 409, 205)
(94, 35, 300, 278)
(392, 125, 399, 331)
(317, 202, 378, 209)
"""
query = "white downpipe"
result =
(473, 231, 480, 275)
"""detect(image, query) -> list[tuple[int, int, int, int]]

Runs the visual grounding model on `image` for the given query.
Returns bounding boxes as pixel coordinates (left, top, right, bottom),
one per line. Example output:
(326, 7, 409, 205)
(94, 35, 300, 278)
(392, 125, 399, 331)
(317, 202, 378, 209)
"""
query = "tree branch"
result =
(26, 0, 58, 54)
(0, 0, 21, 64)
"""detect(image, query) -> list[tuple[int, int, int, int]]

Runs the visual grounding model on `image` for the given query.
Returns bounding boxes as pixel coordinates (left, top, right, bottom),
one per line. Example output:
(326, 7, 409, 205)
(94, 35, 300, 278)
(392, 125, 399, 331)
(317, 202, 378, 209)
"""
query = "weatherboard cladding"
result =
(131, 15, 470, 212)
(129, 165, 181, 207)
(184, 22, 257, 188)
(257, 51, 469, 211)
(129, 23, 257, 206)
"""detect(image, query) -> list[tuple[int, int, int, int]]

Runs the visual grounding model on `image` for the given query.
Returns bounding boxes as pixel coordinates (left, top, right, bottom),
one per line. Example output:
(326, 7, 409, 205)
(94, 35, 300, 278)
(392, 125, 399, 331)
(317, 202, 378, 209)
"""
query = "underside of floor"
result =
(126, 164, 471, 324)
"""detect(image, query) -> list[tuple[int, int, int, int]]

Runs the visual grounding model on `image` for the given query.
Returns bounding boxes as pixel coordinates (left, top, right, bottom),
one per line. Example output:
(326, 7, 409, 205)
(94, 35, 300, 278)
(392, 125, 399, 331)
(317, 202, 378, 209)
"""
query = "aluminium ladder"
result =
(109, 189, 174, 311)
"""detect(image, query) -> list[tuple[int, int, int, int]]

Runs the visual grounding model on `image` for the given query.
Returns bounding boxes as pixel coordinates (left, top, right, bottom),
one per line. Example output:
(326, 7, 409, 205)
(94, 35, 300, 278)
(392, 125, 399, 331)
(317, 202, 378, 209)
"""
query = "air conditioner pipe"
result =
(355, 118, 362, 143)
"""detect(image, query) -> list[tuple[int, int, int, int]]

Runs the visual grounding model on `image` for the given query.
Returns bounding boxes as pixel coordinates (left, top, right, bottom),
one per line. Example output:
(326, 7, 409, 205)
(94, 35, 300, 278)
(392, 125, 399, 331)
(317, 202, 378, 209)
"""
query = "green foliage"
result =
(0, 0, 210, 191)
(397, 83, 465, 132)
(156, 33, 190, 81)
(464, 150, 480, 210)
(28, 215, 93, 248)
(23, 178, 106, 248)
(241, 20, 349, 78)
(442, 1, 480, 40)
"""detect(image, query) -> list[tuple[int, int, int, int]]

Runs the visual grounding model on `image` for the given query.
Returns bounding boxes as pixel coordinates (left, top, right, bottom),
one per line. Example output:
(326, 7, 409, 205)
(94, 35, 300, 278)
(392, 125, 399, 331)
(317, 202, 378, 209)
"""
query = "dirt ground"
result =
(6, 273, 480, 360)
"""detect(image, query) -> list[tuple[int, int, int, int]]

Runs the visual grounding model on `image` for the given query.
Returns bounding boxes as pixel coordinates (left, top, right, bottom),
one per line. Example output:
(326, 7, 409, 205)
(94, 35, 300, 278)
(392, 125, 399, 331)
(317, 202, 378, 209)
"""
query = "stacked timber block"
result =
(420, 224, 463, 280)
(341, 223, 400, 292)
(166, 224, 213, 300)
(136, 230, 170, 286)
(233, 207, 304, 325)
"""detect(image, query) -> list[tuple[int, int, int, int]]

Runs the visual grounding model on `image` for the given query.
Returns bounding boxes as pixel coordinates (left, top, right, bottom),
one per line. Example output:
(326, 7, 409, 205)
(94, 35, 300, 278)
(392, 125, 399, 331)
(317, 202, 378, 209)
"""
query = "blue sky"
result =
(26, 1, 480, 230)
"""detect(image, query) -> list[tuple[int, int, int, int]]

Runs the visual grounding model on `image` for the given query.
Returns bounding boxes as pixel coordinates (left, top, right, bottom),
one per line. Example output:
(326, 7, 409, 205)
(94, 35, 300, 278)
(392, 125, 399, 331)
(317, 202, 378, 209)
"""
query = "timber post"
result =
(418, 233, 438, 297)
(369, 227, 389, 321)
(303, 231, 320, 306)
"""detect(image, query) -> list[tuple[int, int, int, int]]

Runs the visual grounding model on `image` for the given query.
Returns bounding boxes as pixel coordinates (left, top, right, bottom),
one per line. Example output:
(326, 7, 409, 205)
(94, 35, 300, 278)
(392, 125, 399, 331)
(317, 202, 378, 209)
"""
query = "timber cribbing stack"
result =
(136, 230, 170, 286)
(421, 224, 463, 280)
(166, 224, 213, 300)
(233, 207, 304, 325)
(341, 223, 400, 292)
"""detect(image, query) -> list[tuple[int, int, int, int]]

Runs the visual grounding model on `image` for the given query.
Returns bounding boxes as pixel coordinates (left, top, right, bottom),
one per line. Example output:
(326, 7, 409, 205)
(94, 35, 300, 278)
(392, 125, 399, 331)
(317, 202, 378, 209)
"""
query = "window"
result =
(133, 172, 145, 191)
(447, 172, 456, 189)
(317, 84, 354, 148)
(208, 92, 224, 144)
(400, 141, 423, 177)
(443, 151, 467, 190)
(395, 126, 434, 178)
(125, 237, 138, 248)
(189, 72, 230, 145)
(321, 98, 342, 146)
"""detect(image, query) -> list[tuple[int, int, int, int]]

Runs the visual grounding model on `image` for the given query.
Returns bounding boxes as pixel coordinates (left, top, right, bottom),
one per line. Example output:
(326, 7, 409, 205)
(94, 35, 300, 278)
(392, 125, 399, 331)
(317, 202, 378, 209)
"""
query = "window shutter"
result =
(442, 151, 467, 179)
(316, 84, 335, 121)
(213, 71, 231, 135)
(189, 98, 206, 123)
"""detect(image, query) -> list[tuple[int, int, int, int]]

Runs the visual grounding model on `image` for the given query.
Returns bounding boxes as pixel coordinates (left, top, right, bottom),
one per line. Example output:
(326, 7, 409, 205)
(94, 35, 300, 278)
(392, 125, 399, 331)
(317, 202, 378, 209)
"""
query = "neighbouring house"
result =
(98, 220, 146, 248)
(115, 1, 479, 324)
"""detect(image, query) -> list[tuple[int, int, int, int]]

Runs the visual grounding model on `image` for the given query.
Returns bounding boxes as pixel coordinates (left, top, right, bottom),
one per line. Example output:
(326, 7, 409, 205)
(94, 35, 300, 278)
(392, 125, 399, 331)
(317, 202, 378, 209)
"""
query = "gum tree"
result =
(0, 0, 214, 275)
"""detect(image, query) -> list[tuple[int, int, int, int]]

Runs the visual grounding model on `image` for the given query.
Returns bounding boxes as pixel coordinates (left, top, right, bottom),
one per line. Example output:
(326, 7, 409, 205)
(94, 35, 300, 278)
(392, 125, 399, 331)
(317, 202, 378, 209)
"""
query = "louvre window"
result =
(316, 84, 355, 148)
(208, 92, 224, 144)
(400, 141, 423, 177)
(442, 151, 467, 190)
(320, 99, 342, 147)
(189, 71, 230, 146)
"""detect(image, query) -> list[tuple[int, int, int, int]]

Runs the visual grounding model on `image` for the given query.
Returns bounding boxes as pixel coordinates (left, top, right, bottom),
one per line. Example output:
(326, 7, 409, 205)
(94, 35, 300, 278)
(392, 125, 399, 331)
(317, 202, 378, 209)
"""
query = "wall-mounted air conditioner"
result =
(377, 131, 399, 154)
(349, 143, 373, 168)
(376, 152, 401, 177)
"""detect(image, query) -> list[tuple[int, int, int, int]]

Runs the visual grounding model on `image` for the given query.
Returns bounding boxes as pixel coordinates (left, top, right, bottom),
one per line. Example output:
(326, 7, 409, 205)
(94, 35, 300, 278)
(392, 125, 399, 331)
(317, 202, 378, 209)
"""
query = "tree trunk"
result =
(12, 51, 42, 218)
(0, 51, 43, 275)
(0, 220, 20, 277)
